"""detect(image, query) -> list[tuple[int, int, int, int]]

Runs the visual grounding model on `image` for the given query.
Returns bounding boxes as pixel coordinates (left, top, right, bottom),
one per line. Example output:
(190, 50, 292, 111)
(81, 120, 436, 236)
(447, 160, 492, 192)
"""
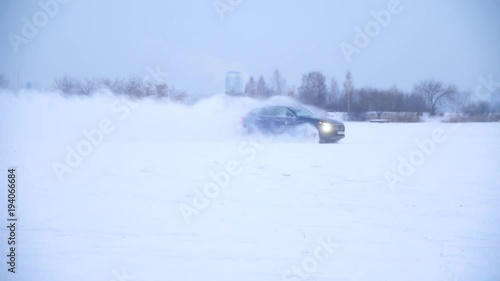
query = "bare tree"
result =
(364, 88, 388, 119)
(413, 80, 456, 116)
(256, 76, 270, 99)
(96, 77, 127, 94)
(143, 81, 157, 97)
(155, 83, 168, 99)
(111, 78, 126, 94)
(287, 85, 296, 98)
(298, 71, 327, 107)
(464, 101, 491, 121)
(0, 74, 8, 89)
(124, 77, 145, 98)
(96, 78, 113, 91)
(450, 91, 471, 113)
(54, 76, 80, 95)
(169, 87, 188, 103)
(244, 76, 257, 97)
(387, 86, 405, 112)
(493, 98, 500, 114)
(351, 88, 370, 114)
(269, 69, 286, 96)
(77, 78, 97, 95)
(327, 77, 339, 111)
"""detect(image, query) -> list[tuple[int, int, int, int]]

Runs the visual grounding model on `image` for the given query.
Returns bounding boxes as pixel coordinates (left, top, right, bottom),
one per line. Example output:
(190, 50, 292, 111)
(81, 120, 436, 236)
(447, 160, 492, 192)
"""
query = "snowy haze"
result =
(1, 91, 500, 280)
(1, 0, 500, 93)
(0, 90, 314, 144)
(1, 0, 500, 279)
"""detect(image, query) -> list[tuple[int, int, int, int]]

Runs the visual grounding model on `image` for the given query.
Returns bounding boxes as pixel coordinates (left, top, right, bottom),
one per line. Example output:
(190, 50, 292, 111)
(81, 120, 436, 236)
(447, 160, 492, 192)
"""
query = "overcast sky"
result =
(1, 0, 499, 94)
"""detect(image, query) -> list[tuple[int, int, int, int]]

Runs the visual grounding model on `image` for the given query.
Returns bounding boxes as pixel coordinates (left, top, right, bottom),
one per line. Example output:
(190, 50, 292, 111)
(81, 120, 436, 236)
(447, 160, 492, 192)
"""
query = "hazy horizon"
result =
(1, 0, 499, 94)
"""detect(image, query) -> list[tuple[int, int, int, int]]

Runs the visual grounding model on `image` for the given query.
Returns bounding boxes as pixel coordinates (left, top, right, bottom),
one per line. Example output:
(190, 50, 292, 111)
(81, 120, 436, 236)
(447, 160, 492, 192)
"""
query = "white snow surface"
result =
(1, 91, 499, 281)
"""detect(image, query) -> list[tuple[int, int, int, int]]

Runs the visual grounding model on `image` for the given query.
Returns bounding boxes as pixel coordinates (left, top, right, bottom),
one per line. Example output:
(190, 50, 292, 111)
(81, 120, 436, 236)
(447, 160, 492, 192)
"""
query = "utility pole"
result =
(347, 91, 351, 114)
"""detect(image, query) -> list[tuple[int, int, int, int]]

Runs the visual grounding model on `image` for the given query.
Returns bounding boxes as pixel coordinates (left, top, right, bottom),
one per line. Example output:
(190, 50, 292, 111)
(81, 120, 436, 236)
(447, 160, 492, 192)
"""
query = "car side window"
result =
(275, 107, 295, 118)
(254, 108, 267, 116)
(275, 107, 288, 117)
(260, 107, 276, 116)
(257, 107, 295, 117)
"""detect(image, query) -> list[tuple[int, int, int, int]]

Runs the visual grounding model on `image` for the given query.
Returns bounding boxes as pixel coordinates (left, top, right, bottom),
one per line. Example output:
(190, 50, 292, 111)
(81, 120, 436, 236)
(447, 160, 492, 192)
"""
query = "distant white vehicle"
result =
(370, 119, 389, 123)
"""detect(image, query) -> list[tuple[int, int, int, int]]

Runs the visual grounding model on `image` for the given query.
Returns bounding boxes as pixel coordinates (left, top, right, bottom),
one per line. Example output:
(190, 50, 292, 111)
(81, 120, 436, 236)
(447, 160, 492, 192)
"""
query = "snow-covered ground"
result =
(1, 92, 499, 281)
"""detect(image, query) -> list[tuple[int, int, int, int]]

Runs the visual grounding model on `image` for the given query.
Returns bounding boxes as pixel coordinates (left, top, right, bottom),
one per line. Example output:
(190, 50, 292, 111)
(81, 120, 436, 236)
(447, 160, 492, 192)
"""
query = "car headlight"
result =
(320, 122, 333, 133)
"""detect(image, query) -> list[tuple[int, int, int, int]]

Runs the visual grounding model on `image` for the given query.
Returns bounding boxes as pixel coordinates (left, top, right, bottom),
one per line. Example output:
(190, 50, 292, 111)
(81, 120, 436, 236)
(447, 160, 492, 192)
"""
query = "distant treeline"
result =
(1, 71, 498, 122)
(241, 70, 500, 122)
(52, 76, 195, 103)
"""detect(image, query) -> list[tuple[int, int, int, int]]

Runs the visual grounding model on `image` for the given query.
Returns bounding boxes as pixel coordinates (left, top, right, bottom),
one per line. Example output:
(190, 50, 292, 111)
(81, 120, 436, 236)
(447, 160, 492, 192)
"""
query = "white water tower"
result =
(225, 71, 243, 96)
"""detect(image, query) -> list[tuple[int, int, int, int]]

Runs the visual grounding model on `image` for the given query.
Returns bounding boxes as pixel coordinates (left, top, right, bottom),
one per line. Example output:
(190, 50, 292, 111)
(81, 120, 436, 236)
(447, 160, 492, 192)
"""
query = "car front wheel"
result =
(294, 124, 320, 143)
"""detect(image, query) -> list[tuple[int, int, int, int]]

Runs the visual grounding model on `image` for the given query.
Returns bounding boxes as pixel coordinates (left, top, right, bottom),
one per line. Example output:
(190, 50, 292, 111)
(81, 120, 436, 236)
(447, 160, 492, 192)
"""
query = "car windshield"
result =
(289, 107, 314, 117)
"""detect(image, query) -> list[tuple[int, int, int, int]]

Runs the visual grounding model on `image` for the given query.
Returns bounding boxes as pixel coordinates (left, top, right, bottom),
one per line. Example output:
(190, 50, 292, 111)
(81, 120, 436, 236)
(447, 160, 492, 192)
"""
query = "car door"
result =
(269, 106, 291, 133)
(283, 107, 297, 128)
(288, 107, 311, 126)
(254, 107, 274, 132)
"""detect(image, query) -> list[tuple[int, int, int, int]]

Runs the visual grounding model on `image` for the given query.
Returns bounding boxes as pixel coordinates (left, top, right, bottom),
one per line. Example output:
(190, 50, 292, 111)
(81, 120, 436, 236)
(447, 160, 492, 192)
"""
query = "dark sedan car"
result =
(241, 105, 345, 143)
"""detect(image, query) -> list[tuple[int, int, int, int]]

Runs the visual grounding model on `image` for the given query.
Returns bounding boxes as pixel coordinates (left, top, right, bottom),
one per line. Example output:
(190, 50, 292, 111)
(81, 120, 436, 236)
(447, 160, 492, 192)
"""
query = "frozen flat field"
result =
(1, 93, 499, 281)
